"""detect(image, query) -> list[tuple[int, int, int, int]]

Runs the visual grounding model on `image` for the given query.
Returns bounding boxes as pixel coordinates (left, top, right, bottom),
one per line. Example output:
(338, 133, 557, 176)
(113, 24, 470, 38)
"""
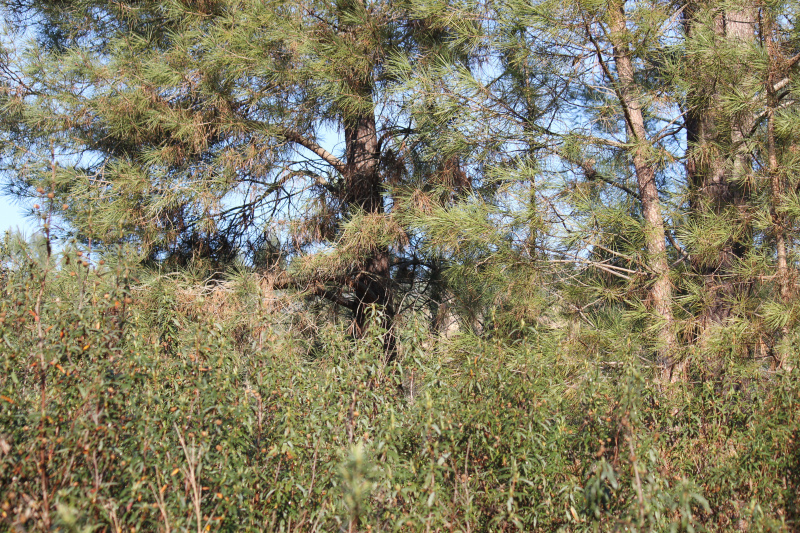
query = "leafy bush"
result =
(1, 236, 798, 532)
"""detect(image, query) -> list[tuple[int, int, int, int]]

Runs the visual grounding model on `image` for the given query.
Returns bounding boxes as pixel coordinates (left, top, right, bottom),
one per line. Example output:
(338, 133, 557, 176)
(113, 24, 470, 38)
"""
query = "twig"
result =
(149, 473, 172, 533)
(174, 424, 205, 533)
(627, 434, 645, 525)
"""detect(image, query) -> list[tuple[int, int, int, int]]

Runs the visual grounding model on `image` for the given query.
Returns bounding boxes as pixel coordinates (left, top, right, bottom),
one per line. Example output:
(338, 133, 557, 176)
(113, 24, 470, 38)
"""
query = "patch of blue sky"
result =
(0, 193, 32, 235)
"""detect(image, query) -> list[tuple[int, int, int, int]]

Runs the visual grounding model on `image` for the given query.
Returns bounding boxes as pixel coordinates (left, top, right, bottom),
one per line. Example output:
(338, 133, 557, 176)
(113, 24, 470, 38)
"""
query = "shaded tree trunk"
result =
(341, 93, 395, 359)
(683, 3, 757, 336)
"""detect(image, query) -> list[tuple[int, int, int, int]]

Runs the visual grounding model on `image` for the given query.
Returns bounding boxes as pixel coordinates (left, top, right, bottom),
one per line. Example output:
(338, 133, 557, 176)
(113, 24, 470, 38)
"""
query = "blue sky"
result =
(0, 193, 31, 234)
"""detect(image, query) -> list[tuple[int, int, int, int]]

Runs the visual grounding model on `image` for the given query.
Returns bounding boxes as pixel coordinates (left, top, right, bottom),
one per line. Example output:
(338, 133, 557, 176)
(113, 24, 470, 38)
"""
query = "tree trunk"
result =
(765, 13, 791, 367)
(605, 1, 677, 381)
(341, 99, 395, 359)
(322, 0, 395, 360)
(683, 2, 757, 337)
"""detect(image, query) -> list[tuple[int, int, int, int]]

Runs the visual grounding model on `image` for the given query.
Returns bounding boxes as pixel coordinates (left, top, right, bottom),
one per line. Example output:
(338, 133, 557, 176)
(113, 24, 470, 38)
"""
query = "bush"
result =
(1, 237, 798, 531)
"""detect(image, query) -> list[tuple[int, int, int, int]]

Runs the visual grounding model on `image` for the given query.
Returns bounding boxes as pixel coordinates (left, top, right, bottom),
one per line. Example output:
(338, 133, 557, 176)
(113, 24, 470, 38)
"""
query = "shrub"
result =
(0, 237, 798, 531)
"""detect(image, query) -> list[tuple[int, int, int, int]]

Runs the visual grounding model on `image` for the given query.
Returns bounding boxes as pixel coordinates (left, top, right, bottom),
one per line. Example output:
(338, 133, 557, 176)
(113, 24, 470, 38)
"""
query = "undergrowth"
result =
(1, 237, 798, 532)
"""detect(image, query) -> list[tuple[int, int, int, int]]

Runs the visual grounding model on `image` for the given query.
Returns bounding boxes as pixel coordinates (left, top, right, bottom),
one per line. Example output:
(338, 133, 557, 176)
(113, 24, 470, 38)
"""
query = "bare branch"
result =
(282, 130, 347, 175)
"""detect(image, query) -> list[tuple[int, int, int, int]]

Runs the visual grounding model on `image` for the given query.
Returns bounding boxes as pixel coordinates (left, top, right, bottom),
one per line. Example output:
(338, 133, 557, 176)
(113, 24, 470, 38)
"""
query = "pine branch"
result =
(549, 258, 634, 280)
(269, 271, 358, 311)
(582, 16, 638, 141)
(282, 130, 347, 175)
(580, 160, 641, 200)
(739, 51, 800, 138)
(666, 232, 691, 266)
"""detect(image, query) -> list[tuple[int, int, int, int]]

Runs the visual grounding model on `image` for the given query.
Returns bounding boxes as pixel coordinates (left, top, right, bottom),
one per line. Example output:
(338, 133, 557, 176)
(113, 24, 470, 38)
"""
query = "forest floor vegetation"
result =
(1, 239, 798, 532)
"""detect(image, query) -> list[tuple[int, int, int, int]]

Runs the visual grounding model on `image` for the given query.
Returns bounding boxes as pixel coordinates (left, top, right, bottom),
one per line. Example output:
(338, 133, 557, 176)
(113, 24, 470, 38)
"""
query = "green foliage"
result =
(2, 0, 800, 531)
(1, 239, 798, 532)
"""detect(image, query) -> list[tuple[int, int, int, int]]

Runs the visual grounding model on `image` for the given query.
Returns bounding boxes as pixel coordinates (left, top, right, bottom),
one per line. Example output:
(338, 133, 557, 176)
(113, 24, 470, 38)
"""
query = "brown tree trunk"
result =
(765, 14, 791, 367)
(341, 100, 395, 359)
(683, 3, 757, 338)
(322, 0, 395, 360)
(606, 1, 677, 381)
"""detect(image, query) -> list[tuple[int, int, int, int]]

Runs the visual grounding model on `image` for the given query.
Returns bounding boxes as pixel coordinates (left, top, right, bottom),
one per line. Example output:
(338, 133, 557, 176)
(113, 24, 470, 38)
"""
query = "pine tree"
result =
(682, 1, 759, 338)
(678, 0, 800, 369)
(3, 0, 800, 377)
(396, 0, 685, 377)
(395, 0, 800, 380)
(0, 0, 478, 351)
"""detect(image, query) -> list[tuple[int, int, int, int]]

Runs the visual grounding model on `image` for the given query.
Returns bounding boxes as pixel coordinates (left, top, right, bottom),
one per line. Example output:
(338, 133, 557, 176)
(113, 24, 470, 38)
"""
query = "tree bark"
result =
(765, 13, 791, 367)
(336, 0, 396, 356)
(683, 2, 757, 335)
(340, 113, 396, 359)
(606, 1, 677, 381)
